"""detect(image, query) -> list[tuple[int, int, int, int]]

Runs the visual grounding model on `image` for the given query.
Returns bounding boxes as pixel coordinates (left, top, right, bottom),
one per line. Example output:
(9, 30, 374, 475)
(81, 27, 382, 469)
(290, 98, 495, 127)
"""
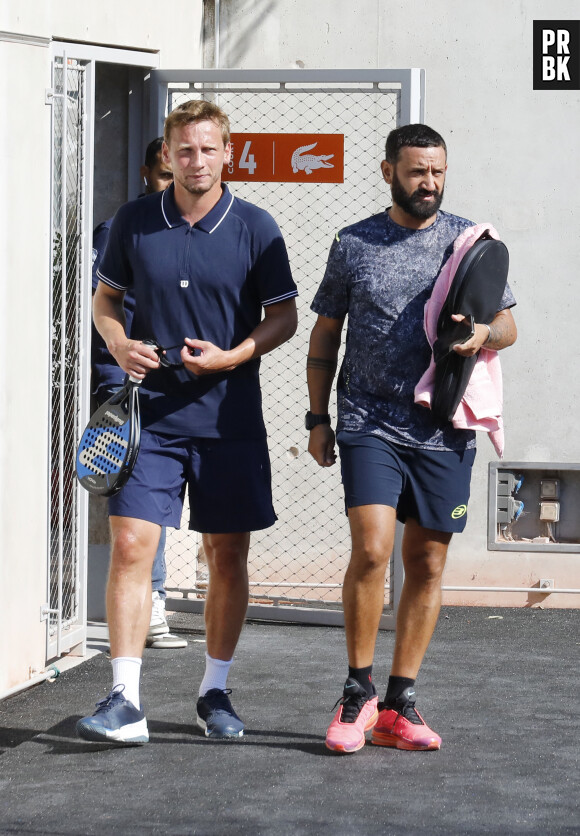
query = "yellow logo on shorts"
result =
(451, 504, 467, 519)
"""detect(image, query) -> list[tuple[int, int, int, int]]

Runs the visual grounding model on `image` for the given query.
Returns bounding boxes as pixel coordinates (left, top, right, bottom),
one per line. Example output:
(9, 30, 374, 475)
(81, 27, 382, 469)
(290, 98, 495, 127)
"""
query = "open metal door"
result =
(45, 49, 94, 659)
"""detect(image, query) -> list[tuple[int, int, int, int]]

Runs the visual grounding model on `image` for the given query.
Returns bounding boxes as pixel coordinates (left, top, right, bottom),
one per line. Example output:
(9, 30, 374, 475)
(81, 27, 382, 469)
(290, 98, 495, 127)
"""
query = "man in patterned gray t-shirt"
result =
(306, 124, 517, 754)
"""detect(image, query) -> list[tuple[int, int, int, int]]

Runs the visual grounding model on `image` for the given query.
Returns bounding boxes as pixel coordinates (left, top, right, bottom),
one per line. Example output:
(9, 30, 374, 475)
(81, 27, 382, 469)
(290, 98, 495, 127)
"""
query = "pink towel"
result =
(414, 223, 505, 457)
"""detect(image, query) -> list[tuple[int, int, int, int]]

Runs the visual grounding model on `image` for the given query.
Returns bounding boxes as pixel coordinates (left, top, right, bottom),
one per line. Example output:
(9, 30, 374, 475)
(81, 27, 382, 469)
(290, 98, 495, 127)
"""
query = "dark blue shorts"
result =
(108, 429, 276, 534)
(337, 431, 476, 533)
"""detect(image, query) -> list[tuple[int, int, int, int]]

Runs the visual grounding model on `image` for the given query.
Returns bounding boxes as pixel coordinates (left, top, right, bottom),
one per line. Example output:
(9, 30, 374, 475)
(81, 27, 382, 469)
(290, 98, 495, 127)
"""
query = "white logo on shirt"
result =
(180, 280, 189, 288)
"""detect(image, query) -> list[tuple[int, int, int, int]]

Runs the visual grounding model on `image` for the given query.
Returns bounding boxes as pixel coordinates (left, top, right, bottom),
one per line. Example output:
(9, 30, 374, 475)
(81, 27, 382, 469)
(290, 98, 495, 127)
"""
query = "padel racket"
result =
(76, 338, 184, 496)
(76, 375, 142, 496)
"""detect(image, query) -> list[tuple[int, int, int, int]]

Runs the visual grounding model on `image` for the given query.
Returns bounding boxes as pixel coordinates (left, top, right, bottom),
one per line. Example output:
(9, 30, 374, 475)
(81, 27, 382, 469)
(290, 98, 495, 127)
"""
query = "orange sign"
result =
(223, 133, 344, 183)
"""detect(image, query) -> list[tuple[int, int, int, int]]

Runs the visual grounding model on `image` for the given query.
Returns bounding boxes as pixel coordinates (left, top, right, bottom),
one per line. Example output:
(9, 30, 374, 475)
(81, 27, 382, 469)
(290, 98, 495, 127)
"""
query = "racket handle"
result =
(128, 375, 141, 384)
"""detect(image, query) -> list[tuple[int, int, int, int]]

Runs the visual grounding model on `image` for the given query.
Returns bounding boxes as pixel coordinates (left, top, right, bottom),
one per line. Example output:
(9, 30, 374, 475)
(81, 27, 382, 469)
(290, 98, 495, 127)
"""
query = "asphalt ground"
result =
(1, 607, 579, 836)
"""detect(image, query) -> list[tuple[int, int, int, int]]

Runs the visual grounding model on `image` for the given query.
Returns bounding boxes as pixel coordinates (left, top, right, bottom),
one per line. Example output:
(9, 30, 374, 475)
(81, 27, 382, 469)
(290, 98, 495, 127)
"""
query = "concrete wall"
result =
(1, 2, 203, 67)
(217, 0, 580, 608)
(0, 1, 204, 695)
(0, 36, 53, 690)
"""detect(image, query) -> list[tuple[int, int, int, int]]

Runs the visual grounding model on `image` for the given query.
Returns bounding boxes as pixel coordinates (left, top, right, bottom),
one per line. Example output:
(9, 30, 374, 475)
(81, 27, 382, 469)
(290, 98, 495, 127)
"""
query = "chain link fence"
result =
(155, 72, 416, 621)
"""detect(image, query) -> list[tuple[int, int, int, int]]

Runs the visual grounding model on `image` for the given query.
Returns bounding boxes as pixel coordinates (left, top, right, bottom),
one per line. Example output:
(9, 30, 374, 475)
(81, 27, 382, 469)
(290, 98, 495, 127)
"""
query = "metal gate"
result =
(45, 52, 92, 658)
(149, 70, 424, 626)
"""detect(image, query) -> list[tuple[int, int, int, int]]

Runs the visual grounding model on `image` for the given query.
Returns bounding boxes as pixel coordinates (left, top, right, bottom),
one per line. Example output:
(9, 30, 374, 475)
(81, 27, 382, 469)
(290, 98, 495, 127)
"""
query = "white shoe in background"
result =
(148, 590, 169, 637)
(146, 591, 188, 648)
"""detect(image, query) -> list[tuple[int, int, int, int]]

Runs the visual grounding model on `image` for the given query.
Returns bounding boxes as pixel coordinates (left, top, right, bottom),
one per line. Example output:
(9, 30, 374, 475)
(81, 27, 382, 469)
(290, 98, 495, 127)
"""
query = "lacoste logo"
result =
(291, 143, 334, 175)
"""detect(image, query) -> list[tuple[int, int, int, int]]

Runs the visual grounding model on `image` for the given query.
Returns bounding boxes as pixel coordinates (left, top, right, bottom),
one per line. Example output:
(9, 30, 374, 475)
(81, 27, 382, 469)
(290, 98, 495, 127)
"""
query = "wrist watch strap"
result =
(305, 411, 331, 430)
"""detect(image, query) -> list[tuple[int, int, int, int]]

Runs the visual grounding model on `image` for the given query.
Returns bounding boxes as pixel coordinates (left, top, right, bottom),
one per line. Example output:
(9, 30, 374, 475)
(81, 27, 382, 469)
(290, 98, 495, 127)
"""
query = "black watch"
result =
(305, 411, 331, 430)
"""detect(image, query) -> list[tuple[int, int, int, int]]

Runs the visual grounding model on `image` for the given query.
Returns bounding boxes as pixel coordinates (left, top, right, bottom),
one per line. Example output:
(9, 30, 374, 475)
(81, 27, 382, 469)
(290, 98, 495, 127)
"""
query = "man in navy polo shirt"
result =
(307, 124, 517, 754)
(77, 100, 297, 745)
(91, 136, 187, 650)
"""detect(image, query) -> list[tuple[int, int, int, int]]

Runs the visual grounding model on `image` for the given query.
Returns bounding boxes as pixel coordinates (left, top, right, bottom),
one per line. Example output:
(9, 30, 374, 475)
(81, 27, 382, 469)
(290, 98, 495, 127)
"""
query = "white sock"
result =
(111, 657, 142, 709)
(199, 652, 233, 697)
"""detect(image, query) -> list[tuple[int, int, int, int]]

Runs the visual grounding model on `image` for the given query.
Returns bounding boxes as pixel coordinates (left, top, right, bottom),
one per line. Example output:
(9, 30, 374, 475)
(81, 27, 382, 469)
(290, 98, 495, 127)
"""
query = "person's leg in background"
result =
(147, 527, 188, 649)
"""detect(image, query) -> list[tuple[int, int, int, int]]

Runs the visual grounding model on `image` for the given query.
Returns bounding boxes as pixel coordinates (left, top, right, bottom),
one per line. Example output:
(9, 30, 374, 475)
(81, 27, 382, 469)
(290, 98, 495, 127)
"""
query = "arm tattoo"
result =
(307, 356, 338, 372)
(487, 317, 510, 348)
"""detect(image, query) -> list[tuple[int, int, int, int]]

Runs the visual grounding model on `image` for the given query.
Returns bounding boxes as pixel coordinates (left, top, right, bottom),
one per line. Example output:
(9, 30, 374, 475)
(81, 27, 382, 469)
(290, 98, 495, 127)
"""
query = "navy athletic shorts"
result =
(108, 429, 276, 534)
(337, 431, 476, 534)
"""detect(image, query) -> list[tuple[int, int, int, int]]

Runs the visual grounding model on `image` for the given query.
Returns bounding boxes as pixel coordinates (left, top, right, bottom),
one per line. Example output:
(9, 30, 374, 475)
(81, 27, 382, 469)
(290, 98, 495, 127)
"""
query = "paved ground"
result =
(1, 607, 579, 836)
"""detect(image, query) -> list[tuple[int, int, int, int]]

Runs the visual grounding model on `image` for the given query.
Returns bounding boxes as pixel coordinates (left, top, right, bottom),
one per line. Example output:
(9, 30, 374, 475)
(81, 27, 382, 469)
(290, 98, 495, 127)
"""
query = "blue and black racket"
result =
(76, 375, 142, 496)
(76, 338, 184, 497)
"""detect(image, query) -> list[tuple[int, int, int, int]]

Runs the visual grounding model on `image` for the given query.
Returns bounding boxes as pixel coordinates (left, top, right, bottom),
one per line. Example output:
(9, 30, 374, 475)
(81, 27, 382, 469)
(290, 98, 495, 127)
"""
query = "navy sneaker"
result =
(196, 688, 245, 739)
(76, 686, 149, 745)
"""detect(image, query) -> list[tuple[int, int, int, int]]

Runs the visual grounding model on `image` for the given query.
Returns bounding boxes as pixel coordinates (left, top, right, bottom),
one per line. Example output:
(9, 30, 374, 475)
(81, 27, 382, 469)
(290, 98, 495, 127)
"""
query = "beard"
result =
(181, 179, 214, 196)
(176, 169, 221, 196)
(390, 169, 444, 220)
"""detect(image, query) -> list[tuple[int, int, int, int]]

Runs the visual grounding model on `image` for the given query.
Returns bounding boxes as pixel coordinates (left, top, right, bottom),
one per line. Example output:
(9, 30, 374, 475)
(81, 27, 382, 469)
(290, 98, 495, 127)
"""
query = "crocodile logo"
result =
(291, 143, 334, 175)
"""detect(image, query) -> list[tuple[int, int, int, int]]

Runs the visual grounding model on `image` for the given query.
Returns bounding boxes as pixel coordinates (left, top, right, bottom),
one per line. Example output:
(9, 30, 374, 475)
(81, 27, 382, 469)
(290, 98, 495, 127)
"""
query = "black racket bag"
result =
(431, 231, 509, 423)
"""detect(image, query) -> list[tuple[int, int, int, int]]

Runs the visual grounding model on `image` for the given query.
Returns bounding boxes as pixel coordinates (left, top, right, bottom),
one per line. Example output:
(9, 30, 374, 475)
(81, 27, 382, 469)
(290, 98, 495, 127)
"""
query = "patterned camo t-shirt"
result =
(311, 209, 516, 452)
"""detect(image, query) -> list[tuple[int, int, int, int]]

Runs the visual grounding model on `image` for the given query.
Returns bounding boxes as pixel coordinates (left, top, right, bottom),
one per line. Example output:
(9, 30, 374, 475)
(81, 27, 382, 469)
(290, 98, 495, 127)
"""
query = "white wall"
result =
(0, 1, 204, 694)
(1, 2, 204, 68)
(218, 0, 580, 607)
(0, 38, 53, 687)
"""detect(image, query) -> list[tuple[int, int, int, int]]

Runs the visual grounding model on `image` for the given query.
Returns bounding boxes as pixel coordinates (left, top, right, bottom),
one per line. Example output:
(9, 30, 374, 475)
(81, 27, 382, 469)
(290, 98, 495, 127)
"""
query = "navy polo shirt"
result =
(97, 183, 297, 439)
(91, 217, 137, 399)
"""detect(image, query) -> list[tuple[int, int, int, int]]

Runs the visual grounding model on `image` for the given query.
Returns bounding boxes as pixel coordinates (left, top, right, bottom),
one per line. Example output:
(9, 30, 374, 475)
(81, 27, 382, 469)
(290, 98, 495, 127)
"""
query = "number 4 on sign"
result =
(239, 141, 257, 175)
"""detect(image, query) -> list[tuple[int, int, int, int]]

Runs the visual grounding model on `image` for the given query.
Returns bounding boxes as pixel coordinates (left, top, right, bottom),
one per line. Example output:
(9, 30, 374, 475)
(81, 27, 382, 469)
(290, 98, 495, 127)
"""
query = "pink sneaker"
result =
(371, 688, 441, 751)
(325, 678, 379, 754)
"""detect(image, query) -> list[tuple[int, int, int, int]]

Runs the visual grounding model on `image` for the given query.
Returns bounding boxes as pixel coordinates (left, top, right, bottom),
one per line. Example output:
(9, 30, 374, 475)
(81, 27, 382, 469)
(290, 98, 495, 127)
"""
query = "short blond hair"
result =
(164, 100, 230, 146)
